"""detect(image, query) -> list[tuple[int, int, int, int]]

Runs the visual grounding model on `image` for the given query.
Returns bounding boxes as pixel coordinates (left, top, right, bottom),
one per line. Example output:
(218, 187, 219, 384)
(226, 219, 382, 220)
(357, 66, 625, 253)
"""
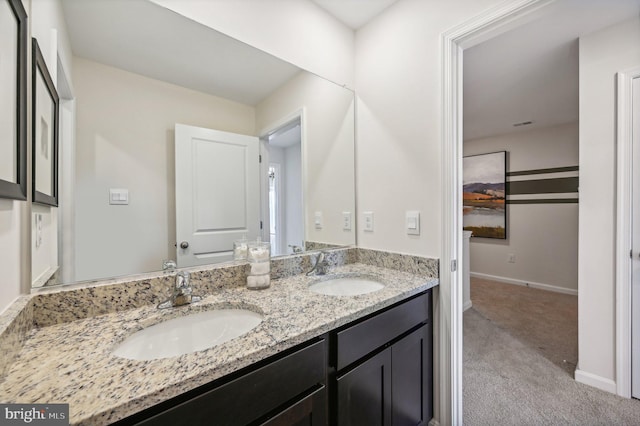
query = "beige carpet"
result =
(464, 279, 640, 425)
(470, 277, 577, 376)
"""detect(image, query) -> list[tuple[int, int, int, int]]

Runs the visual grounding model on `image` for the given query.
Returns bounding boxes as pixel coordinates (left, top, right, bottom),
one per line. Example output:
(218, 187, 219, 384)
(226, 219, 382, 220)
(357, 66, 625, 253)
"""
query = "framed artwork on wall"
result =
(0, 0, 27, 200)
(463, 151, 507, 239)
(32, 37, 59, 207)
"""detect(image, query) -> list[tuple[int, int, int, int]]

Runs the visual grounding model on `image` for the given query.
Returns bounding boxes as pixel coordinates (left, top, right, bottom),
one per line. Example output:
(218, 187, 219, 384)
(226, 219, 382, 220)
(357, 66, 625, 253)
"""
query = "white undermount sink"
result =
(113, 309, 263, 361)
(309, 275, 385, 296)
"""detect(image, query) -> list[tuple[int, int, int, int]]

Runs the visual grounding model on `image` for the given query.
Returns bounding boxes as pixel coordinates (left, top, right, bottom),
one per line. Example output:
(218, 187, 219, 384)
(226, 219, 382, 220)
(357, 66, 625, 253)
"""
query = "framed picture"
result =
(463, 151, 506, 239)
(32, 38, 59, 206)
(0, 0, 27, 200)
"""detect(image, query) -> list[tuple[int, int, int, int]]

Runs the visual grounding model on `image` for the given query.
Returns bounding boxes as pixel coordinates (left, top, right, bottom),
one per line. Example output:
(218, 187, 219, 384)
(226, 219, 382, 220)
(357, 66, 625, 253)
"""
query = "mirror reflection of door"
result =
(264, 119, 303, 256)
(175, 124, 260, 268)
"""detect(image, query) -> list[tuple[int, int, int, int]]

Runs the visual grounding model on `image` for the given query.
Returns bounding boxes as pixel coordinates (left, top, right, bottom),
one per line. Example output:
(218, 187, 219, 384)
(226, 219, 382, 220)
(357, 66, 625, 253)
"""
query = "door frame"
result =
(258, 108, 306, 248)
(440, 0, 554, 423)
(615, 66, 640, 399)
(268, 162, 284, 255)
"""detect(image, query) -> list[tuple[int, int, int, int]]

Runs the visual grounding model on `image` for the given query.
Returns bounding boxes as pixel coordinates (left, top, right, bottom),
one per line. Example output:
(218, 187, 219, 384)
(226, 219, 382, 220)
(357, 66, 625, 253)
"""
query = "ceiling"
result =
(61, 0, 301, 105)
(62, 0, 640, 135)
(311, 0, 401, 29)
(463, 0, 640, 140)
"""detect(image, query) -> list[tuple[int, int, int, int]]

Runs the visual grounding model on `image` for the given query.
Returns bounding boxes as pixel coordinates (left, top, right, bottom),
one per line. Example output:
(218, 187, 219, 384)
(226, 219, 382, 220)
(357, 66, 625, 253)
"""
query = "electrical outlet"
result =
(342, 212, 352, 231)
(363, 212, 374, 232)
(508, 253, 516, 263)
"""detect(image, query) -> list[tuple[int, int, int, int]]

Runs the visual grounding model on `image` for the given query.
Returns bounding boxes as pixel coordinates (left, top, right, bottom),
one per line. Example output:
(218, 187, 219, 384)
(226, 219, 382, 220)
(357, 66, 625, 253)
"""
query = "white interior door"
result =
(175, 124, 259, 267)
(632, 76, 640, 399)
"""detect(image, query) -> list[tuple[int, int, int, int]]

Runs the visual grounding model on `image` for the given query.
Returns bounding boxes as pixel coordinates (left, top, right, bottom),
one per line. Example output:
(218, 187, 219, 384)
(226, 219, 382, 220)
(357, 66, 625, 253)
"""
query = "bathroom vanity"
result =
(0, 249, 438, 425)
(117, 291, 432, 425)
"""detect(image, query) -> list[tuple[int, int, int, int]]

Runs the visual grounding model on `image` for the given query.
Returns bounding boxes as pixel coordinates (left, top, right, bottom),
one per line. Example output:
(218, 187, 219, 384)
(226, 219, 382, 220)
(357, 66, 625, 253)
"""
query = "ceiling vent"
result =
(513, 120, 533, 127)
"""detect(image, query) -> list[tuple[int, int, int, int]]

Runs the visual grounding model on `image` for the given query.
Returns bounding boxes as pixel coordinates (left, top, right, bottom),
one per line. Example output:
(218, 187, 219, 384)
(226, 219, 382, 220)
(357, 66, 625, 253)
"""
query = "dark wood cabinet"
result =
(121, 339, 327, 426)
(333, 292, 433, 426)
(337, 348, 392, 426)
(391, 325, 432, 426)
(260, 386, 326, 426)
(115, 290, 432, 426)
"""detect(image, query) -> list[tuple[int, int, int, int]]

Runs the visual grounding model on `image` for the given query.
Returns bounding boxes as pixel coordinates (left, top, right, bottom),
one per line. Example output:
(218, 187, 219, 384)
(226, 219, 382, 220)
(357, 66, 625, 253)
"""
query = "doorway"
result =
(261, 117, 303, 256)
(443, 0, 640, 422)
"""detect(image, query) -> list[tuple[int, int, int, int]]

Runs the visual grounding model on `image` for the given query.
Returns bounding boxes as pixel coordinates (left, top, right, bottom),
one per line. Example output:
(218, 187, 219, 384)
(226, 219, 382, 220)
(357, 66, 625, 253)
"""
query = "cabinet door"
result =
(337, 349, 392, 426)
(392, 325, 432, 426)
(260, 386, 326, 426)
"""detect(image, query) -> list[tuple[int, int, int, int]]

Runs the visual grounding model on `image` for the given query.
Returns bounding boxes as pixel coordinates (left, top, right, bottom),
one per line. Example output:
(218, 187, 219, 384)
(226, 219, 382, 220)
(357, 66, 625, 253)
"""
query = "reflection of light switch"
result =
(406, 211, 420, 235)
(314, 211, 323, 229)
(109, 188, 129, 205)
(342, 212, 352, 231)
(363, 212, 374, 232)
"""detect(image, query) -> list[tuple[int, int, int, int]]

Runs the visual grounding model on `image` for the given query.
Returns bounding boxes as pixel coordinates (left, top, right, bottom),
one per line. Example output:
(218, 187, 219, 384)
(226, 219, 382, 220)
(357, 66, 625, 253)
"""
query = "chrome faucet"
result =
(289, 244, 304, 254)
(157, 270, 202, 309)
(306, 251, 330, 276)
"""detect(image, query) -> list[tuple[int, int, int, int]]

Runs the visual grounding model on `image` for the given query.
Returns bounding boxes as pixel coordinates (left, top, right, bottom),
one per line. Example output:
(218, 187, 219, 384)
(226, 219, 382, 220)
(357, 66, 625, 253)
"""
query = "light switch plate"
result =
(406, 211, 420, 235)
(363, 211, 374, 232)
(342, 212, 352, 231)
(109, 188, 129, 205)
(314, 211, 323, 229)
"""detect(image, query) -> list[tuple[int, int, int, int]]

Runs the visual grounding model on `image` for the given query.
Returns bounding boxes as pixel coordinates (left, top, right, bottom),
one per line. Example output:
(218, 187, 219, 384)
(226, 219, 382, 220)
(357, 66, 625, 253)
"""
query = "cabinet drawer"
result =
(336, 292, 430, 371)
(137, 339, 326, 426)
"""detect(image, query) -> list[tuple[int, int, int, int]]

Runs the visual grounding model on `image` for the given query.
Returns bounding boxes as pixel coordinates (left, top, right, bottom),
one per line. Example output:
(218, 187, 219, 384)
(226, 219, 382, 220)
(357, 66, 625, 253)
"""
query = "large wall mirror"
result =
(35, 0, 355, 288)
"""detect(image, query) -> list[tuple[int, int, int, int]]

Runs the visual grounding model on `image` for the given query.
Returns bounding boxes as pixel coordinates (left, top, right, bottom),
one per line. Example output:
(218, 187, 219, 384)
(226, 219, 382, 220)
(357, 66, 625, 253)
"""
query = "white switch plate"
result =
(363, 211, 374, 232)
(342, 212, 352, 231)
(109, 188, 129, 205)
(314, 211, 323, 229)
(508, 253, 516, 263)
(406, 211, 420, 235)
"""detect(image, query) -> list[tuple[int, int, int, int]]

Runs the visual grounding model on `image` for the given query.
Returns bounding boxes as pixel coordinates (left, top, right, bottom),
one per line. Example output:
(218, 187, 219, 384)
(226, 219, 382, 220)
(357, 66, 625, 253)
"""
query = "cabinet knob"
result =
(180, 241, 189, 249)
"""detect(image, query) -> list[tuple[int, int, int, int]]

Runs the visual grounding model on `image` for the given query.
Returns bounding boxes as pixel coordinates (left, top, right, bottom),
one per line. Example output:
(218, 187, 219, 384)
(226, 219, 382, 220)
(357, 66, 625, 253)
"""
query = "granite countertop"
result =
(0, 263, 438, 425)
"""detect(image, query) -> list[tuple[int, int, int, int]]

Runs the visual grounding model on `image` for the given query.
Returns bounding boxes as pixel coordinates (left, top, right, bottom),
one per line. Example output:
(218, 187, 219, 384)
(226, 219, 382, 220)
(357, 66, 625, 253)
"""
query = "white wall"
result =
(577, 16, 640, 391)
(284, 143, 303, 251)
(0, 0, 29, 312)
(355, 0, 502, 258)
(464, 122, 579, 293)
(149, 0, 355, 88)
(29, 0, 75, 288)
(73, 57, 255, 282)
(31, 0, 73, 80)
(0, 200, 23, 313)
(256, 71, 356, 247)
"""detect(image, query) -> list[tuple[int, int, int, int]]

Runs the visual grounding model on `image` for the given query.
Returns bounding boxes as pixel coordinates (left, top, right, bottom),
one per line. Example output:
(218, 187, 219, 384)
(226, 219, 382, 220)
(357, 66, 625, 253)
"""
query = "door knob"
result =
(180, 241, 189, 249)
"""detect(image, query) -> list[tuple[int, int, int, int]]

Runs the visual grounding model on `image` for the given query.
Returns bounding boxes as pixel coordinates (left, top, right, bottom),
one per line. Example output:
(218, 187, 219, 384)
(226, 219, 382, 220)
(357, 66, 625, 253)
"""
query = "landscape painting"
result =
(463, 151, 506, 239)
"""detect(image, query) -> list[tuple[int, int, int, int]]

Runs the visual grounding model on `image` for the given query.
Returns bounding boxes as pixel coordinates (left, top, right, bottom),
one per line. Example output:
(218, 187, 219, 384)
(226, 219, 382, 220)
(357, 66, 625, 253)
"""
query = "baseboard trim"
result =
(575, 369, 617, 394)
(470, 272, 577, 296)
(428, 419, 440, 426)
(463, 300, 473, 311)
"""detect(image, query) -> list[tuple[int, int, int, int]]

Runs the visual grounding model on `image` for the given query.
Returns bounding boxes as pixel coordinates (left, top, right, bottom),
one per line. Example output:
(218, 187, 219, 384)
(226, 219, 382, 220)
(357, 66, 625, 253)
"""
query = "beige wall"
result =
(354, 0, 502, 257)
(464, 122, 579, 293)
(256, 71, 356, 247)
(73, 57, 255, 282)
(577, 16, 640, 391)
(150, 0, 355, 89)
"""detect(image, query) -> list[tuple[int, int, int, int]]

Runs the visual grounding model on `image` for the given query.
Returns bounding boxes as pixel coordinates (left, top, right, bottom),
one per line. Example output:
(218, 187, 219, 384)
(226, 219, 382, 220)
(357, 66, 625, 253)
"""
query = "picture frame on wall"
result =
(32, 37, 60, 207)
(0, 0, 28, 201)
(463, 151, 507, 239)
